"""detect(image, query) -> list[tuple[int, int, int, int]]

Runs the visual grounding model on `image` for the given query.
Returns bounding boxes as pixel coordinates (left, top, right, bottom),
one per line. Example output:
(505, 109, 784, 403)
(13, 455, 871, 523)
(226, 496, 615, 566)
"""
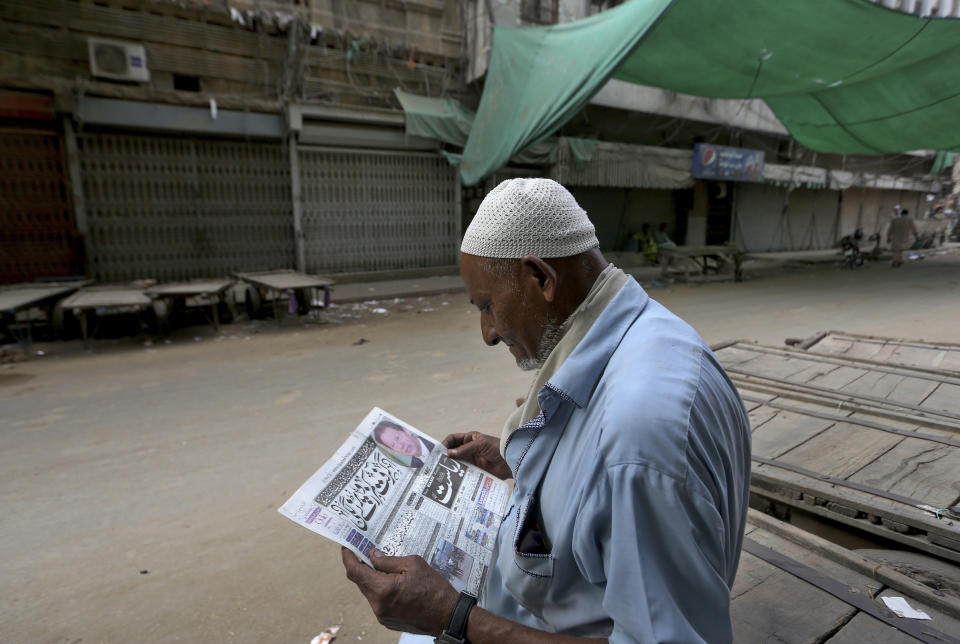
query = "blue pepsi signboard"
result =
(692, 143, 764, 182)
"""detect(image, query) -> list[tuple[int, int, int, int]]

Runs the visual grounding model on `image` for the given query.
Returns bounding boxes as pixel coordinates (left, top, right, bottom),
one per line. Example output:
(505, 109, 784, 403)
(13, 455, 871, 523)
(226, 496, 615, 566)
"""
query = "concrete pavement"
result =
(329, 248, 854, 305)
(3, 253, 960, 643)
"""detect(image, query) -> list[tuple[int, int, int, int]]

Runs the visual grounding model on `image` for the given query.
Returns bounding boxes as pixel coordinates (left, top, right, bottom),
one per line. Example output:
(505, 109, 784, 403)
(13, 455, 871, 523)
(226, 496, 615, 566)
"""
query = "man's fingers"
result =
(444, 433, 475, 457)
(341, 547, 380, 586)
(441, 433, 467, 449)
(446, 440, 480, 460)
(369, 549, 413, 574)
(446, 443, 465, 457)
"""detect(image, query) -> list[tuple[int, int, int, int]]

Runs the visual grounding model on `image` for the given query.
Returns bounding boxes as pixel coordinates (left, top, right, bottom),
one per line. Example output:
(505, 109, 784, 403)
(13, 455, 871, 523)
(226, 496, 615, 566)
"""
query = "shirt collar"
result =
(544, 277, 648, 408)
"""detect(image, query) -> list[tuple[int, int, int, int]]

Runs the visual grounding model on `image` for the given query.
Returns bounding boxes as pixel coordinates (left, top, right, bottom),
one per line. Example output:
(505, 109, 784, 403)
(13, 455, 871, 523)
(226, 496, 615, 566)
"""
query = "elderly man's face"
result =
(380, 426, 422, 457)
(460, 253, 554, 370)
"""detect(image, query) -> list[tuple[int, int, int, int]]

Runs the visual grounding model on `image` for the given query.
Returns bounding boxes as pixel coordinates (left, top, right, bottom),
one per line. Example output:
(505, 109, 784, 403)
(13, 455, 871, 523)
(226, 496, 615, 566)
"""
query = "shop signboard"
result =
(692, 143, 764, 182)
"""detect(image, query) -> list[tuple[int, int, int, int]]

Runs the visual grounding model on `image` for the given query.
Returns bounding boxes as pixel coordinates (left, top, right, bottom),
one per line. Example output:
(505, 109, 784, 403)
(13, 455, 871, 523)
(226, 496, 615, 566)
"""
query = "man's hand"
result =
(341, 548, 459, 636)
(343, 548, 608, 644)
(443, 432, 512, 480)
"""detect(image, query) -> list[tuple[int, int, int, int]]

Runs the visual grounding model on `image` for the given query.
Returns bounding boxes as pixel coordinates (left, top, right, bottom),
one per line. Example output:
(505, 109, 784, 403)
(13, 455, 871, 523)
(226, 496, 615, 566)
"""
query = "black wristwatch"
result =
(435, 591, 477, 644)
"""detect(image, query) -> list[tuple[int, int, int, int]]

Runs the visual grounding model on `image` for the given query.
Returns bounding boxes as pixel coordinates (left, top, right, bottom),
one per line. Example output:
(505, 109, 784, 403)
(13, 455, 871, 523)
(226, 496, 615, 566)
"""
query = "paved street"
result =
(2, 255, 959, 644)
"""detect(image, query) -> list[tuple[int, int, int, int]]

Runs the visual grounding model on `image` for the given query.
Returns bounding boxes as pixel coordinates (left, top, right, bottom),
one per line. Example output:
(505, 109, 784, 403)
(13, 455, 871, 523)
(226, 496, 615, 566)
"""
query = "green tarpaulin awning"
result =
(394, 89, 475, 147)
(931, 150, 955, 175)
(394, 88, 568, 167)
(459, 0, 960, 185)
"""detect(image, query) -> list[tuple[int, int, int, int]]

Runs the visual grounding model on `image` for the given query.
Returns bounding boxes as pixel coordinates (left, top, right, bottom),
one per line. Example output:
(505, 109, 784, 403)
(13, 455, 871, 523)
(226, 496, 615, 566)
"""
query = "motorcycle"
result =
(839, 234, 864, 269)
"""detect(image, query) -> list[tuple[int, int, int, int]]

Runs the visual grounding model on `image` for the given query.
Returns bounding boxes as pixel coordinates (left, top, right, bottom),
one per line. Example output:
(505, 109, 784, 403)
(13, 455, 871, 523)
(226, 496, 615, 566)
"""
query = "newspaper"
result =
(279, 407, 510, 595)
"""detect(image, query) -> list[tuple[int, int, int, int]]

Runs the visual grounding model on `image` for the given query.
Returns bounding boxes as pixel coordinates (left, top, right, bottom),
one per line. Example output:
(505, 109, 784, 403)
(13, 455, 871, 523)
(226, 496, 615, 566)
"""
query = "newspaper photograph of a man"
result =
(371, 419, 436, 469)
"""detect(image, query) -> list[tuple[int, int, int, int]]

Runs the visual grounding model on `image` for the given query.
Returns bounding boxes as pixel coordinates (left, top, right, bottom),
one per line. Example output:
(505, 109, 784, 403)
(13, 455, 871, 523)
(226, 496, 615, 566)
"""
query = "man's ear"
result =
(519, 255, 557, 303)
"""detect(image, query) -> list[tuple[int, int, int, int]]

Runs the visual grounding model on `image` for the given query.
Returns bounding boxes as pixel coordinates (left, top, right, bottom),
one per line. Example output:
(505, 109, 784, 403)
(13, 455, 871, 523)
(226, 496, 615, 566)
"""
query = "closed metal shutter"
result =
(299, 148, 459, 273)
(80, 133, 294, 282)
(0, 129, 81, 283)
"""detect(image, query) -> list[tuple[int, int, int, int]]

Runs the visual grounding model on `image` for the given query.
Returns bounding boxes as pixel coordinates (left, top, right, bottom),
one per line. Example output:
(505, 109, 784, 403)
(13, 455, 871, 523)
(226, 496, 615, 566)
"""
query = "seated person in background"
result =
(654, 222, 677, 248)
(632, 223, 659, 264)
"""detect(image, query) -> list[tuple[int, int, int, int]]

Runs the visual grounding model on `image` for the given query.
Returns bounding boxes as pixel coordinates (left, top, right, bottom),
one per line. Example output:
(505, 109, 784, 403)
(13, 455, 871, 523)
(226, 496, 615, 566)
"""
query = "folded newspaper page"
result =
(279, 407, 511, 595)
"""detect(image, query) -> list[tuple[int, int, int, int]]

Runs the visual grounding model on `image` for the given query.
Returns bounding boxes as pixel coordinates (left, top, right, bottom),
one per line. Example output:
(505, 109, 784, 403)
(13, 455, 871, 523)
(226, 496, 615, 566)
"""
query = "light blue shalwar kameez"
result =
(482, 277, 751, 643)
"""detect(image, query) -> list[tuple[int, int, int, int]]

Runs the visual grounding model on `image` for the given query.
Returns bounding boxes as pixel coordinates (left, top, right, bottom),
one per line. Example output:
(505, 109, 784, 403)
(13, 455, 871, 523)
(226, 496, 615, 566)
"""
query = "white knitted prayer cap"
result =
(461, 178, 599, 259)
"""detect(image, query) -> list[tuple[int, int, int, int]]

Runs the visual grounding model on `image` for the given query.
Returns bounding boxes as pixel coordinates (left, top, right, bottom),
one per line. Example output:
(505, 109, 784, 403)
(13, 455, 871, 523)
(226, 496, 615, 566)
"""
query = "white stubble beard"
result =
(516, 317, 566, 371)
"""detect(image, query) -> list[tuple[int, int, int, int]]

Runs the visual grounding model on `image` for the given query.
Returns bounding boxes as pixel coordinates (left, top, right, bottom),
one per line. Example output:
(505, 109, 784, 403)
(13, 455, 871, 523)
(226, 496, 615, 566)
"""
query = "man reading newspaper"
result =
(340, 179, 752, 643)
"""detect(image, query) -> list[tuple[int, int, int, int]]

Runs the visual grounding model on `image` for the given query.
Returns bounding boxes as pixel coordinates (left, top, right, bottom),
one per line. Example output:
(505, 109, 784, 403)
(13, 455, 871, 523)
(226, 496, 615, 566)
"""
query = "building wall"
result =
(2, 0, 283, 109)
(736, 184, 840, 251)
(466, 0, 588, 81)
(299, 148, 459, 273)
(79, 132, 294, 283)
(0, 127, 82, 282)
(786, 188, 842, 250)
(0, 0, 462, 112)
(254, 0, 463, 59)
(74, 128, 461, 281)
(735, 183, 921, 251)
(568, 186, 675, 251)
(837, 187, 921, 243)
(0, 0, 466, 282)
(735, 183, 779, 251)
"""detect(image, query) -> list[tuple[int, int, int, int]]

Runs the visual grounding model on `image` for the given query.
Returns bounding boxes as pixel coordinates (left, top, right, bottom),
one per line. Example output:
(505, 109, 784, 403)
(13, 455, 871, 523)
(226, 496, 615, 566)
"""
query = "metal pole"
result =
(855, 186, 864, 232)
(832, 190, 843, 246)
(769, 187, 792, 251)
(454, 167, 463, 266)
(288, 132, 306, 272)
(62, 118, 88, 236)
(62, 117, 90, 277)
(730, 183, 738, 246)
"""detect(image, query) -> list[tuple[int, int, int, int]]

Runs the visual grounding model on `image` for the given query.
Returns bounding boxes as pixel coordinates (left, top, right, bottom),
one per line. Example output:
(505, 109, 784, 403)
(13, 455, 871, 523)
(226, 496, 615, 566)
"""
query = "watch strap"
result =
(437, 591, 476, 643)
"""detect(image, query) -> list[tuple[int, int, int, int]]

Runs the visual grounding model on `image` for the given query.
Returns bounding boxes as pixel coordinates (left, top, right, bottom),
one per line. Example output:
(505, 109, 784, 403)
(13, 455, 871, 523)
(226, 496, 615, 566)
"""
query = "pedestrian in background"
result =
(888, 208, 919, 268)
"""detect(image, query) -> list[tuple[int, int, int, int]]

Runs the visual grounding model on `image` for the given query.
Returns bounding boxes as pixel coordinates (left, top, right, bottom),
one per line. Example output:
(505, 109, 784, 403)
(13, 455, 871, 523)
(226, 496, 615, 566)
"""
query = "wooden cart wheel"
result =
(151, 298, 172, 333)
(295, 288, 310, 314)
(245, 285, 264, 319)
(52, 301, 73, 339)
(219, 290, 236, 324)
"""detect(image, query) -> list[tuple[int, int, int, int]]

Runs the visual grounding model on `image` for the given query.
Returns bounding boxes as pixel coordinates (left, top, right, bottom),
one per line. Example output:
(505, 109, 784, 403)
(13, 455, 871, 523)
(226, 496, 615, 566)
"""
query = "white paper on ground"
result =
(310, 623, 341, 644)
(881, 596, 931, 620)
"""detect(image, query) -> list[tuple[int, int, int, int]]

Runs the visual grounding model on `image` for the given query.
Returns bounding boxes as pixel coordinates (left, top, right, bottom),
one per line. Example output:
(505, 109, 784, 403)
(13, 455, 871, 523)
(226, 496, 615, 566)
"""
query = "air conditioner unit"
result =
(88, 38, 150, 82)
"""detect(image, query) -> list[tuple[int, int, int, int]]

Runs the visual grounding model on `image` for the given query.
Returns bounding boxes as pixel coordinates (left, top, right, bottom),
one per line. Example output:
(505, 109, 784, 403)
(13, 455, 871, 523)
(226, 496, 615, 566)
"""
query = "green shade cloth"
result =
(393, 89, 566, 167)
(931, 151, 955, 175)
(568, 137, 600, 171)
(394, 89, 475, 147)
(459, 0, 960, 185)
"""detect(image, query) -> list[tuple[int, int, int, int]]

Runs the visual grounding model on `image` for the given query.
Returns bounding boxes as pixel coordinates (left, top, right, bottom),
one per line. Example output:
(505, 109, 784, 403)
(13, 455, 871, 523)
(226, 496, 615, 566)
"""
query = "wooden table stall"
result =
(658, 244, 745, 282)
(145, 279, 236, 332)
(59, 286, 152, 349)
(234, 270, 335, 324)
(0, 282, 85, 351)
